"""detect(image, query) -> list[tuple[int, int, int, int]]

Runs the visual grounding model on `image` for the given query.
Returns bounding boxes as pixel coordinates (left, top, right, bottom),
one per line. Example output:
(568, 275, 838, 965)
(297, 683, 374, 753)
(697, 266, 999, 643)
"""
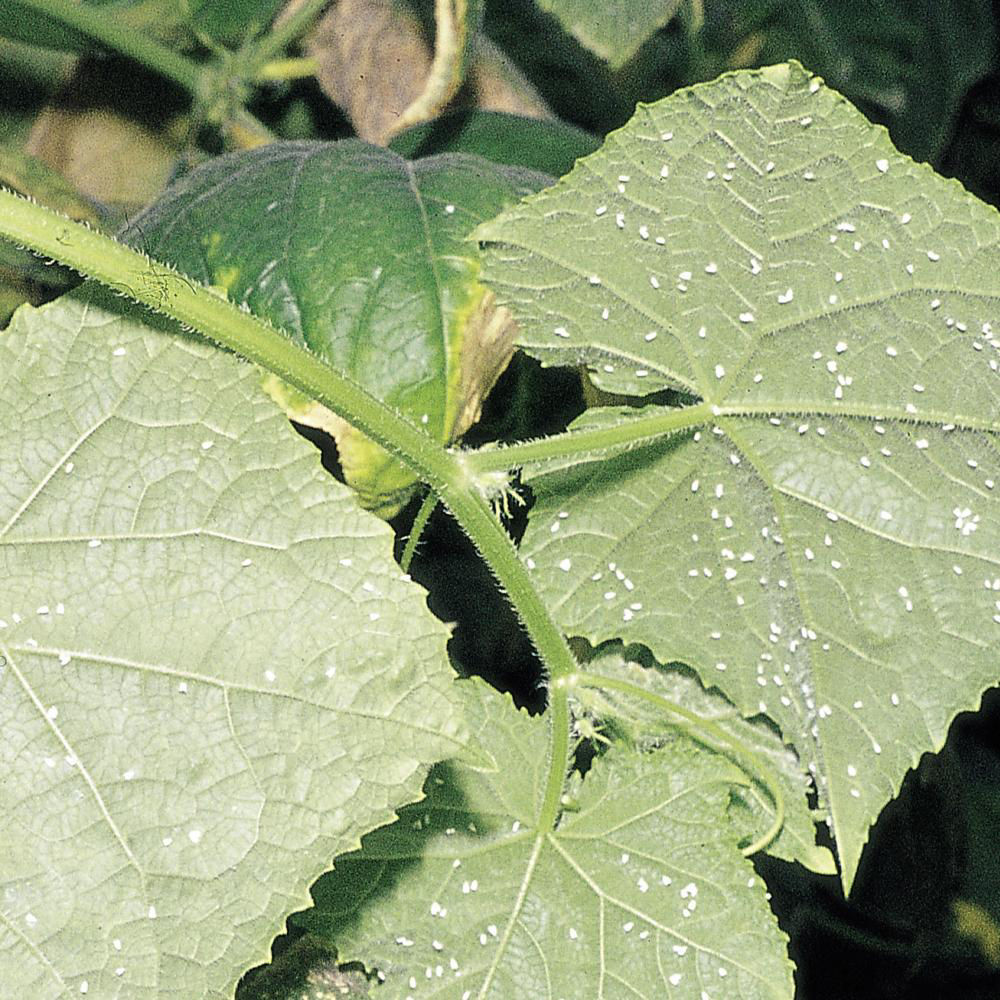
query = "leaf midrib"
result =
(3, 641, 467, 743)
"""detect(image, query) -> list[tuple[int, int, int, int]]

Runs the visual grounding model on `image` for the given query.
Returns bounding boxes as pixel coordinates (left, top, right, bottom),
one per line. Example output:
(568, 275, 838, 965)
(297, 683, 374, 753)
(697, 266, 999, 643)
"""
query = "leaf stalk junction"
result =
(0, 187, 785, 857)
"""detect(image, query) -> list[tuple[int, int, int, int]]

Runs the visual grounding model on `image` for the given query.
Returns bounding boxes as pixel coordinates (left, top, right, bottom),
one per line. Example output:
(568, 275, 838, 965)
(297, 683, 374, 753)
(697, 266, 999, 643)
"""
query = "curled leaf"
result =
(121, 140, 552, 516)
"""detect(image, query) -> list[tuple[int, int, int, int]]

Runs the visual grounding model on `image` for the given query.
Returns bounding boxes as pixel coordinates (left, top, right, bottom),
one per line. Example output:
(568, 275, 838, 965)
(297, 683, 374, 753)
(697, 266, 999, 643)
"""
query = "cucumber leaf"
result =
(120, 141, 552, 516)
(475, 62, 1000, 888)
(389, 109, 600, 178)
(0, 287, 464, 998)
(297, 677, 795, 999)
(535, 0, 685, 69)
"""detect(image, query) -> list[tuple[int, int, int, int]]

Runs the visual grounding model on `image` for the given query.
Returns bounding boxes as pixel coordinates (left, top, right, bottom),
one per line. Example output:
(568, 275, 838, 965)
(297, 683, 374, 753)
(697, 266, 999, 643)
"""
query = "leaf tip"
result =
(759, 60, 816, 91)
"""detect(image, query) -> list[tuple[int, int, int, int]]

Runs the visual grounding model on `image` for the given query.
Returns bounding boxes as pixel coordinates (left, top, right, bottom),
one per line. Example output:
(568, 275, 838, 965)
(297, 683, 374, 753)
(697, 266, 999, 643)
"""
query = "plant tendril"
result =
(569, 672, 786, 856)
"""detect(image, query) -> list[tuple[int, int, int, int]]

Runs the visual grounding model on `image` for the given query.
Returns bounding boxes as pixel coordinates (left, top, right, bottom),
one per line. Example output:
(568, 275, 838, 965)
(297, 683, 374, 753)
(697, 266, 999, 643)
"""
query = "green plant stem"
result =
(255, 56, 320, 82)
(0, 188, 451, 489)
(15, 0, 202, 93)
(250, 0, 332, 65)
(0, 187, 578, 835)
(14, 0, 276, 147)
(570, 672, 785, 855)
(441, 496, 573, 834)
(461, 401, 714, 473)
(400, 490, 437, 573)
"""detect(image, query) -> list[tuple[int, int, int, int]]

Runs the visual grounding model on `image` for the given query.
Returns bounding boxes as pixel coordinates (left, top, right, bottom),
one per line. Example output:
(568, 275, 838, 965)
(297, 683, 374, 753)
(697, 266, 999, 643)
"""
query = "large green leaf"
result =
(0, 287, 464, 998)
(121, 141, 551, 516)
(535, 0, 684, 69)
(297, 677, 795, 999)
(475, 62, 1000, 887)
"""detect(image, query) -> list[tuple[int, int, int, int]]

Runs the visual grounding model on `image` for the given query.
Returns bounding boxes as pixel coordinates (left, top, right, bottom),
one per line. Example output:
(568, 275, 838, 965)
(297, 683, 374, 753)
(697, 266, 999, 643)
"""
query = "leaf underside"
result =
(0, 288, 463, 998)
(573, 642, 833, 873)
(298, 678, 795, 1000)
(476, 61, 1000, 888)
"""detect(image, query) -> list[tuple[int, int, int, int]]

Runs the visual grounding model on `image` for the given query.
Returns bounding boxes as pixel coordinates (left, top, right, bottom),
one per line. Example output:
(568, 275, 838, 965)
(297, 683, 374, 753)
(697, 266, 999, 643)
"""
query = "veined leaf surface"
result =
(0, 288, 464, 998)
(475, 62, 1000, 887)
(297, 677, 794, 999)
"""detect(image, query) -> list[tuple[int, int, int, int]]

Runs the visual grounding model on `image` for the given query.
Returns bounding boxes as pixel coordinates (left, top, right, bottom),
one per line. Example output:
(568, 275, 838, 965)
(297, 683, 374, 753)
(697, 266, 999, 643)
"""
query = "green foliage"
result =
(297, 677, 795, 998)
(185, 0, 285, 47)
(534, 0, 685, 68)
(0, 285, 464, 998)
(120, 141, 551, 516)
(476, 60, 1000, 885)
(3, 0, 198, 53)
(1, 0, 999, 991)
(2, 0, 282, 52)
(573, 642, 834, 873)
(388, 110, 600, 177)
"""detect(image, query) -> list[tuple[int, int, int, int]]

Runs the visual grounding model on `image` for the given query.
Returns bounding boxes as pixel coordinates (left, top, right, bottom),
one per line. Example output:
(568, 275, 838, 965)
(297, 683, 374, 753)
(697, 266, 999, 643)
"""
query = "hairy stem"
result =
(462, 401, 713, 473)
(0, 188, 577, 833)
(400, 490, 437, 573)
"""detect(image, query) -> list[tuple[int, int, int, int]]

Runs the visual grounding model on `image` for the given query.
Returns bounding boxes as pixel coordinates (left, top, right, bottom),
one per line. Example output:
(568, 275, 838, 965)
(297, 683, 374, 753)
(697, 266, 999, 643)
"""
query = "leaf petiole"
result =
(460, 401, 714, 475)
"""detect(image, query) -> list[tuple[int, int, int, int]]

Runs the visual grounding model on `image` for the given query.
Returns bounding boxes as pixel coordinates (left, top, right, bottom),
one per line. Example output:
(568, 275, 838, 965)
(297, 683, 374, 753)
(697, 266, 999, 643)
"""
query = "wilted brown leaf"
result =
(302, 0, 432, 144)
(287, 0, 550, 143)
